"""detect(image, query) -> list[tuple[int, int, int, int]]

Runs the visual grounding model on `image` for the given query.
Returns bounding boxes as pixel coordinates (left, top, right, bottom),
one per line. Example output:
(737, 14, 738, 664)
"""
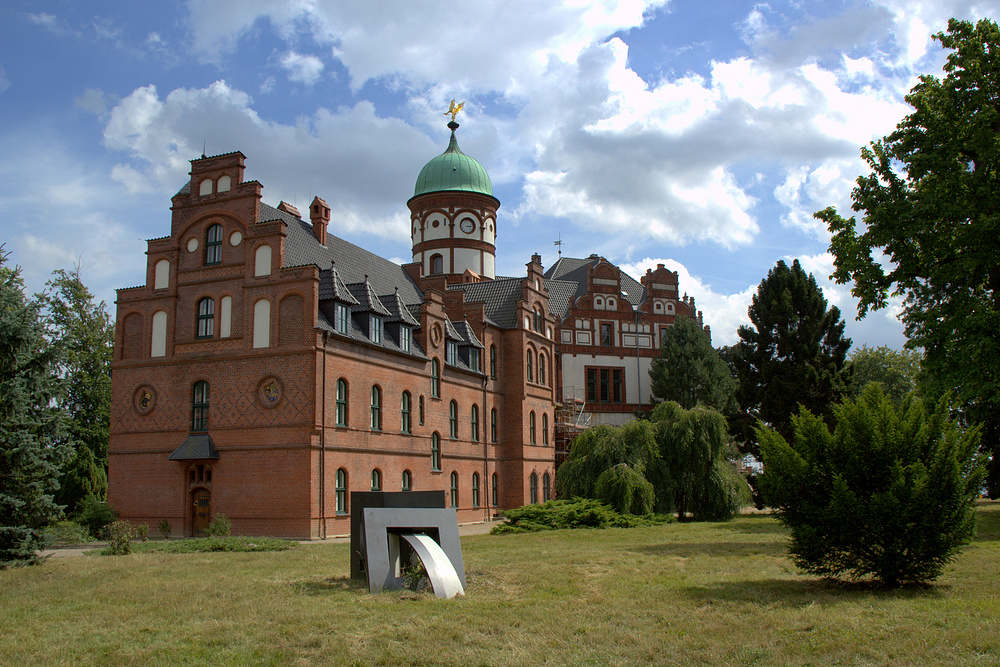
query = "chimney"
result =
(310, 196, 330, 245)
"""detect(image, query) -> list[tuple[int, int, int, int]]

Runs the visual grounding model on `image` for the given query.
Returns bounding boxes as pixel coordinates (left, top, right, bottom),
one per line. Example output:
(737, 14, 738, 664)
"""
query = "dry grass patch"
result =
(2, 503, 999, 665)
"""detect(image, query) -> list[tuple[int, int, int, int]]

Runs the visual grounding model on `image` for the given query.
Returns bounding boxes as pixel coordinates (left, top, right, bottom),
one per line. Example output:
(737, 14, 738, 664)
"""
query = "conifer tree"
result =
(730, 259, 851, 457)
(0, 248, 72, 567)
(649, 315, 735, 412)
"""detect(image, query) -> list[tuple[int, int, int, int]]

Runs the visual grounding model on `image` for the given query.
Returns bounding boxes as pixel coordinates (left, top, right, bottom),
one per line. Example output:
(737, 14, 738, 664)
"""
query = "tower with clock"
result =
(408, 112, 499, 281)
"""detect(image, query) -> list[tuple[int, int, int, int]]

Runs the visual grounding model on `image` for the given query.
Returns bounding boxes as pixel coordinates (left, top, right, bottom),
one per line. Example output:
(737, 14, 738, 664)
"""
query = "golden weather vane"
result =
(444, 99, 465, 122)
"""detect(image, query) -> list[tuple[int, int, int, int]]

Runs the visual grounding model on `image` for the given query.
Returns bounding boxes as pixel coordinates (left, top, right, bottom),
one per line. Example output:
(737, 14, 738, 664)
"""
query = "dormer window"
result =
(370, 315, 384, 344)
(399, 326, 412, 353)
(205, 224, 223, 265)
(335, 303, 349, 335)
(446, 340, 459, 366)
(468, 348, 480, 373)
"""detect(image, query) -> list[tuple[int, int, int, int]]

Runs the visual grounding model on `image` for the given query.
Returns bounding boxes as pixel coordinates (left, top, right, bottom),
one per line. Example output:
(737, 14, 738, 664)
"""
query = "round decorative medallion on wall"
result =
(432, 220, 439, 228)
(186, 238, 199, 252)
(430, 323, 442, 347)
(257, 377, 283, 408)
(133, 386, 157, 415)
(229, 230, 242, 246)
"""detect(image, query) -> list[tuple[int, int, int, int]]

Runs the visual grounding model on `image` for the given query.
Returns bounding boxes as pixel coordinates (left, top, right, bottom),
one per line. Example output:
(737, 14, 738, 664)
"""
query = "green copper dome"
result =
(413, 129, 493, 197)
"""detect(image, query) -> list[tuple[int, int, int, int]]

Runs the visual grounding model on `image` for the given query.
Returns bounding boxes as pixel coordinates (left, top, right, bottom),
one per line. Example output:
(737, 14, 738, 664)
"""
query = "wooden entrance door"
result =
(192, 488, 211, 536)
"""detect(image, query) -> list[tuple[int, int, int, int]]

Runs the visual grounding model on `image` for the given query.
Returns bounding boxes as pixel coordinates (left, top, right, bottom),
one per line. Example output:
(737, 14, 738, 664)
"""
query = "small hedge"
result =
(491, 498, 671, 534)
(97, 536, 297, 555)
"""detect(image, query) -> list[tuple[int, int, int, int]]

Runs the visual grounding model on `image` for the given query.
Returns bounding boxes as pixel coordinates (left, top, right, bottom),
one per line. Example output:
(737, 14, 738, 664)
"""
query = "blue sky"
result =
(2, 1, 996, 348)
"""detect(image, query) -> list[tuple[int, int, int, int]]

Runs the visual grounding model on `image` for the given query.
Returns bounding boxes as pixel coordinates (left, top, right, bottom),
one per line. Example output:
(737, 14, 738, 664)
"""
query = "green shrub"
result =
(204, 513, 232, 537)
(759, 385, 984, 587)
(158, 519, 171, 540)
(136, 524, 149, 541)
(41, 521, 95, 546)
(118, 536, 296, 554)
(491, 498, 669, 534)
(75, 496, 118, 539)
(106, 521, 136, 555)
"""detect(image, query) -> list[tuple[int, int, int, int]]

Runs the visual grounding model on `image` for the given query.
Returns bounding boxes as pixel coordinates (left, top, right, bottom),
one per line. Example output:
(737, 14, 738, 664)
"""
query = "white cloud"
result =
(101, 81, 437, 241)
(279, 51, 324, 85)
(74, 88, 109, 115)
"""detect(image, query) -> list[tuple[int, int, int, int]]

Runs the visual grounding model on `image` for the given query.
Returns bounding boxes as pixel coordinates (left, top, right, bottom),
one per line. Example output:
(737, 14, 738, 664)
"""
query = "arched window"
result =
(335, 469, 347, 514)
(402, 470, 412, 492)
(370, 385, 382, 431)
(526, 350, 533, 382)
(431, 359, 440, 398)
(449, 400, 458, 439)
(217, 175, 231, 192)
(419, 395, 425, 425)
(151, 310, 167, 357)
(529, 473, 538, 504)
(253, 299, 270, 348)
(336, 379, 348, 427)
(539, 353, 547, 385)
(543, 472, 551, 501)
(533, 307, 543, 332)
(371, 469, 382, 492)
(431, 433, 441, 471)
(450, 471, 459, 508)
(542, 413, 549, 446)
(154, 259, 170, 289)
(492, 472, 499, 507)
(199, 179, 213, 196)
(529, 411, 536, 444)
(431, 254, 443, 274)
(489, 345, 497, 378)
(490, 408, 497, 443)
(196, 298, 214, 338)
(192, 381, 209, 431)
(401, 391, 411, 434)
(205, 224, 223, 265)
(472, 472, 480, 508)
(471, 404, 479, 442)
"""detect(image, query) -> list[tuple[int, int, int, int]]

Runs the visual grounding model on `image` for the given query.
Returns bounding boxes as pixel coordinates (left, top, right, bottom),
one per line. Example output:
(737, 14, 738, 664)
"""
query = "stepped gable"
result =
(544, 255, 645, 311)
(261, 202, 424, 306)
(447, 277, 526, 329)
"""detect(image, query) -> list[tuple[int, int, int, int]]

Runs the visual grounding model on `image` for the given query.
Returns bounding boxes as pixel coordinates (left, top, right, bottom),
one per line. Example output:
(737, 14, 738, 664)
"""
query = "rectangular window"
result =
(370, 315, 383, 344)
(446, 340, 459, 366)
(585, 367, 625, 404)
(335, 303, 349, 335)
(399, 326, 412, 353)
(469, 349, 480, 373)
(600, 322, 613, 346)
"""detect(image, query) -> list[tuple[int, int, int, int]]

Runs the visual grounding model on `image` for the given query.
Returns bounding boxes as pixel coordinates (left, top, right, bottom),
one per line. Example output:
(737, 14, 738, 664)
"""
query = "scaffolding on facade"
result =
(554, 386, 591, 468)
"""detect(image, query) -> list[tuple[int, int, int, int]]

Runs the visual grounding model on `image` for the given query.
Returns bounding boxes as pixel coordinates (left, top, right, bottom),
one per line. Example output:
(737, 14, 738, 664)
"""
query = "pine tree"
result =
(730, 259, 851, 457)
(649, 315, 735, 412)
(0, 248, 73, 567)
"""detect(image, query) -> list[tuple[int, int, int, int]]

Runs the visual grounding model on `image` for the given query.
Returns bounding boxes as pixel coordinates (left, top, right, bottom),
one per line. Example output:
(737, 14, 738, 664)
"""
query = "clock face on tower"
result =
(460, 219, 475, 234)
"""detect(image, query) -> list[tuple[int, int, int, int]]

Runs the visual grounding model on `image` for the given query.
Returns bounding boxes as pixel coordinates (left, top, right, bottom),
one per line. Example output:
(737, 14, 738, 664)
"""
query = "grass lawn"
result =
(3, 503, 1000, 666)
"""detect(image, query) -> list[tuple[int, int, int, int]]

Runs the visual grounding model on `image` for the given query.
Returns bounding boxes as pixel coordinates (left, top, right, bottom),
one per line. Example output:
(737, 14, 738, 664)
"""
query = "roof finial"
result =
(554, 233, 564, 257)
(444, 99, 464, 130)
(202, 141, 207, 159)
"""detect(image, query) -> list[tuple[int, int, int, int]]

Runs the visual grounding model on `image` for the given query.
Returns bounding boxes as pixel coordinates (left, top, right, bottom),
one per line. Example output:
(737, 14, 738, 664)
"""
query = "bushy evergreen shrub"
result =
(157, 519, 171, 540)
(106, 520, 135, 555)
(491, 498, 666, 534)
(75, 496, 118, 539)
(204, 513, 232, 537)
(759, 385, 984, 587)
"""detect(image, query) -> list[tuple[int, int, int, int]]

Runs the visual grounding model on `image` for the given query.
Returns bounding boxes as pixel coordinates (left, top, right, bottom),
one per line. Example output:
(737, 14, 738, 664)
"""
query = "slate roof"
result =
(382, 290, 420, 326)
(451, 320, 484, 348)
(346, 278, 391, 316)
(544, 279, 580, 320)
(168, 434, 220, 460)
(261, 202, 424, 306)
(318, 267, 360, 304)
(447, 277, 526, 329)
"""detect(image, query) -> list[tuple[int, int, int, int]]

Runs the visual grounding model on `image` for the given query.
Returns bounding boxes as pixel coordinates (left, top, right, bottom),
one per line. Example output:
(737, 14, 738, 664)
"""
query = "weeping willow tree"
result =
(652, 402, 749, 521)
(556, 421, 660, 515)
(556, 403, 748, 520)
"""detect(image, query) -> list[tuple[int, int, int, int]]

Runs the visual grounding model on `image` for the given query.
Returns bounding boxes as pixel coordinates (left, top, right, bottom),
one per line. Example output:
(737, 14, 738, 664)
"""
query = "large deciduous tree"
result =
(816, 18, 1000, 495)
(730, 259, 851, 457)
(0, 249, 72, 567)
(649, 315, 735, 412)
(36, 269, 114, 514)
(847, 345, 922, 406)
